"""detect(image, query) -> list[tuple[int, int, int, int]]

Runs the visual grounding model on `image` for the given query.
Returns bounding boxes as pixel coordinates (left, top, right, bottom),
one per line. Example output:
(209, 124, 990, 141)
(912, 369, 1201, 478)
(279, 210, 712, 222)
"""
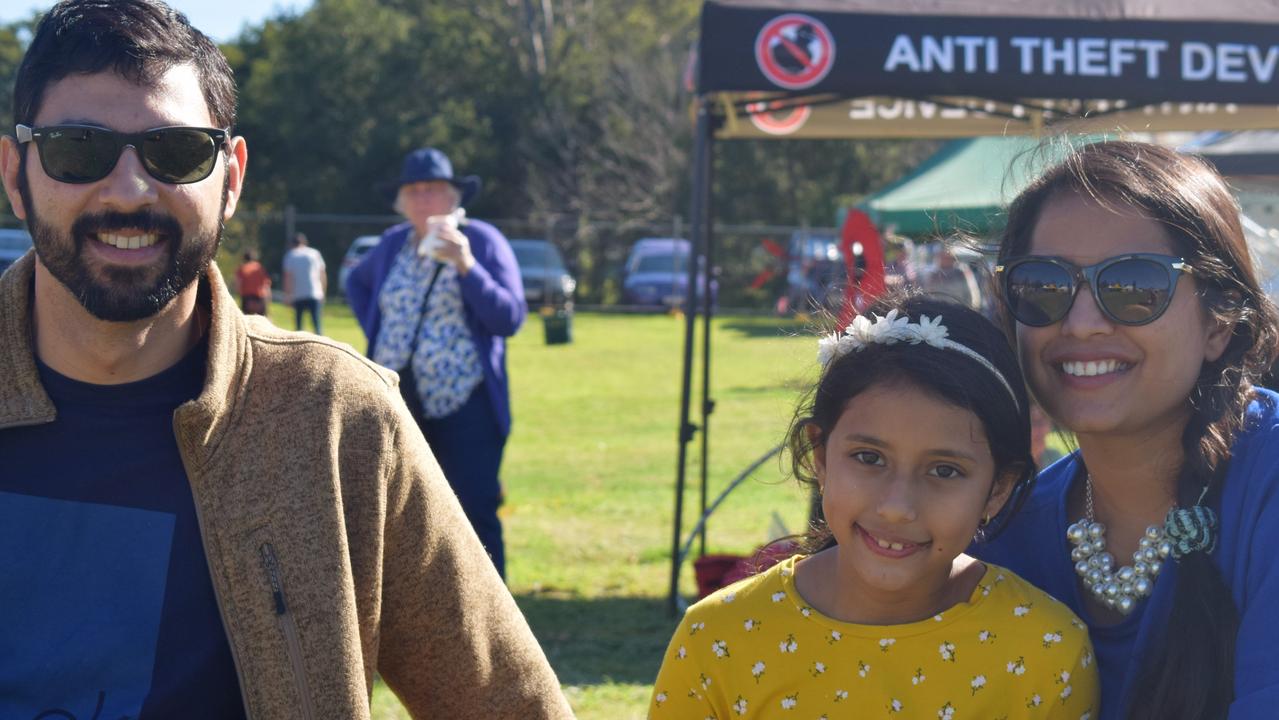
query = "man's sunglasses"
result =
(995, 253, 1193, 327)
(16, 124, 228, 185)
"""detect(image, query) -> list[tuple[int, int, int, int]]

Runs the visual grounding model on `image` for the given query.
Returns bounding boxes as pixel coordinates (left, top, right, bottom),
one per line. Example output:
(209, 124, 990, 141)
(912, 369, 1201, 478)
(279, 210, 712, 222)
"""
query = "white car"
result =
(339, 235, 381, 296)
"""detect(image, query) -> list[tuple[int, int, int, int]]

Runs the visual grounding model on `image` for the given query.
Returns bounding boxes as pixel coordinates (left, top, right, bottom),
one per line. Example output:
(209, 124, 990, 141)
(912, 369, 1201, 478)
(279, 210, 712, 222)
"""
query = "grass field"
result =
(267, 301, 818, 718)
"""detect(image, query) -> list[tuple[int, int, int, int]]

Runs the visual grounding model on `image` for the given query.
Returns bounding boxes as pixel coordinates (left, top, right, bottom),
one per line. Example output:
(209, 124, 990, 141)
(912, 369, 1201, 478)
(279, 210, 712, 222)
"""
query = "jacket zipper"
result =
(260, 543, 317, 720)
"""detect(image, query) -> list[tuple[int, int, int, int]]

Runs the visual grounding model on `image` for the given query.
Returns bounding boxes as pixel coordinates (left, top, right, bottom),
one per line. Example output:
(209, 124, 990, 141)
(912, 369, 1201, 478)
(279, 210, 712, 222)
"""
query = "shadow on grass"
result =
(718, 318, 806, 339)
(723, 380, 808, 394)
(515, 593, 680, 687)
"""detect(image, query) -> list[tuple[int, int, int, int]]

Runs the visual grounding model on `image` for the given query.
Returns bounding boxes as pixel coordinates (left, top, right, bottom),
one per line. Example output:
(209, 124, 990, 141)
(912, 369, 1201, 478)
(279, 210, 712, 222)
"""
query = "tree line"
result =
(0, 0, 936, 305)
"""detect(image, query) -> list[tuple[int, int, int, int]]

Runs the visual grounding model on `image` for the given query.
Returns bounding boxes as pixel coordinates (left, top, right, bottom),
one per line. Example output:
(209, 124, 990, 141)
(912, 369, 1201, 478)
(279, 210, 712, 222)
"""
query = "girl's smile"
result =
(855, 524, 929, 558)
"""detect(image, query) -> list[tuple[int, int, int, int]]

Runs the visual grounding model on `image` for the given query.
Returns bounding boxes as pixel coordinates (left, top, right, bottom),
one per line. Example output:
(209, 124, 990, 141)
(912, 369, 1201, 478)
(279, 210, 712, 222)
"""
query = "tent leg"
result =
(698, 146, 716, 560)
(670, 101, 712, 617)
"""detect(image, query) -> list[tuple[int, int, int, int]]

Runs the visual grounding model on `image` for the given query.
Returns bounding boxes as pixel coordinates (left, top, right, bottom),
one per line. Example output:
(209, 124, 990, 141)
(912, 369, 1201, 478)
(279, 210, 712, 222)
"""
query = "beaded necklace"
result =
(1066, 475, 1172, 616)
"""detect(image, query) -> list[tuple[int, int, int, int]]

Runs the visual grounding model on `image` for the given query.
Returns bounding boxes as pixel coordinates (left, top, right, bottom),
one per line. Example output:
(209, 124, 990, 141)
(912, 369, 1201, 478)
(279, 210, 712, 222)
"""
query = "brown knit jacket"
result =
(0, 253, 575, 719)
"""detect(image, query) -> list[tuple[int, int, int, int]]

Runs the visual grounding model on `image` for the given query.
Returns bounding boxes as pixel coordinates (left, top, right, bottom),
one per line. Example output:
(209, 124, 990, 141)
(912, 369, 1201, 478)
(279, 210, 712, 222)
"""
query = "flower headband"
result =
(818, 310, 1020, 409)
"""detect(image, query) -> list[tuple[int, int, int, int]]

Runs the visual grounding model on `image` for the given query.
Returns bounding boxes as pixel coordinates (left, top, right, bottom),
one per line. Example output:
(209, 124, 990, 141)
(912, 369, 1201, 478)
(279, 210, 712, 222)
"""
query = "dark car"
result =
(0, 227, 33, 277)
(510, 239, 576, 309)
(622, 238, 716, 309)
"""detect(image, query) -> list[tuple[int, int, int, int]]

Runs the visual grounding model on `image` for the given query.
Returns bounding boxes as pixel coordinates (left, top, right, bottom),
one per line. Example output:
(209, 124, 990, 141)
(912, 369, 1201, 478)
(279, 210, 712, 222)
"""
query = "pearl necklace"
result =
(1066, 475, 1172, 616)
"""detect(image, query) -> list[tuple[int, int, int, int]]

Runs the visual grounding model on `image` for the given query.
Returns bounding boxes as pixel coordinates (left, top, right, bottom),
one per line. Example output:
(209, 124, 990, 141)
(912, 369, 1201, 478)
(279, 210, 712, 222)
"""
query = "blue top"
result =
(975, 388, 1279, 719)
(0, 340, 246, 719)
(345, 219, 525, 436)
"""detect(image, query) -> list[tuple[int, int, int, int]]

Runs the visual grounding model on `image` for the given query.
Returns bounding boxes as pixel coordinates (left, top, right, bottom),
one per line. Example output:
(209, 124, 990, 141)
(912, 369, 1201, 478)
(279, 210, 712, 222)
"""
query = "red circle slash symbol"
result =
(746, 98, 812, 135)
(755, 14, 835, 90)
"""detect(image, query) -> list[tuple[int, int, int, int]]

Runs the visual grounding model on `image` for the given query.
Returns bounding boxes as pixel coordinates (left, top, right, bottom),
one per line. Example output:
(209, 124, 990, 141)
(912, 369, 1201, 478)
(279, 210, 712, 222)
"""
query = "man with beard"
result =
(0, 2, 572, 718)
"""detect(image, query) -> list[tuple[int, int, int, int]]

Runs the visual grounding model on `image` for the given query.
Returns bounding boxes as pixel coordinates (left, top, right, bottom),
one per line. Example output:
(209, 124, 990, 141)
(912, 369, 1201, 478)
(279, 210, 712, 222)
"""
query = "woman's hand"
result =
(427, 218, 476, 275)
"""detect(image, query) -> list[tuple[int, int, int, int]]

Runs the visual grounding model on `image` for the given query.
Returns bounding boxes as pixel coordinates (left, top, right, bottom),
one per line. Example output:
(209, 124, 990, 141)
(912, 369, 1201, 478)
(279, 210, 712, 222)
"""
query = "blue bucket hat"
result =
(388, 147, 481, 206)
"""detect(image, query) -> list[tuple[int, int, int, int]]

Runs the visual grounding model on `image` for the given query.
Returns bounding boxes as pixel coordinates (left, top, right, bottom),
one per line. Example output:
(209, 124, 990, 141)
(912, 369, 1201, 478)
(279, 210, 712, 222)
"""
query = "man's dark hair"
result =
(293, 233, 308, 247)
(13, 0, 237, 129)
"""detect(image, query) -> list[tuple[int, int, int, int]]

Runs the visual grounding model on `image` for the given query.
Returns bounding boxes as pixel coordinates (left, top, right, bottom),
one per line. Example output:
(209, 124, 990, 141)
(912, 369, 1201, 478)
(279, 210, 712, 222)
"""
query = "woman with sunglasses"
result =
(975, 140, 1279, 719)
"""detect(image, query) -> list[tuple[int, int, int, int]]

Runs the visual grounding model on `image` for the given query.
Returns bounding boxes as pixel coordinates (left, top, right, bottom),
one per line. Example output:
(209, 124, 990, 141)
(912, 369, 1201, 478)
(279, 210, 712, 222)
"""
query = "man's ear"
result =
(1, 135, 29, 221)
(220, 135, 248, 222)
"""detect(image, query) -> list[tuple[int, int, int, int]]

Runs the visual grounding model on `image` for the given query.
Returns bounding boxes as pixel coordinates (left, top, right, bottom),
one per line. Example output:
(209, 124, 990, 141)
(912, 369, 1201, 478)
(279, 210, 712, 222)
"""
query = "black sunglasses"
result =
(996, 253, 1192, 327)
(16, 124, 228, 185)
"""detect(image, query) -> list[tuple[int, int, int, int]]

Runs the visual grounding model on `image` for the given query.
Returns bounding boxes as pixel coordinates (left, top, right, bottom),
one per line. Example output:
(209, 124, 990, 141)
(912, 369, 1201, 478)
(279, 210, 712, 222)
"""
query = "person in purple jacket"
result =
(346, 147, 525, 579)
(976, 140, 1279, 719)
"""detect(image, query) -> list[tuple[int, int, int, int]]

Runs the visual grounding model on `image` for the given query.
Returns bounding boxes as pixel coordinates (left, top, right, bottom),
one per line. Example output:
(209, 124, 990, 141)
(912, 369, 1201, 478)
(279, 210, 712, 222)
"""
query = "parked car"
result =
(0, 227, 33, 277)
(509, 238, 575, 309)
(339, 234, 381, 295)
(622, 237, 716, 309)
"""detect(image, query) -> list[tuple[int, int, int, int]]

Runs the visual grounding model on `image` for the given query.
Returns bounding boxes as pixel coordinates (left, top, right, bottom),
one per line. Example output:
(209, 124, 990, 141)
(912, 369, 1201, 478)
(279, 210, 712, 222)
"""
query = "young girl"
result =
(650, 293, 1099, 719)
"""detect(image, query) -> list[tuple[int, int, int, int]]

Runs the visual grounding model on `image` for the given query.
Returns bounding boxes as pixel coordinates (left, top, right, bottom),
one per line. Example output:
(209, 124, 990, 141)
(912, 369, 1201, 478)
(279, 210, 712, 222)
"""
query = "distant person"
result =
(0, 1, 572, 716)
(234, 247, 270, 315)
(651, 293, 1098, 719)
(346, 147, 525, 579)
(283, 232, 325, 333)
(922, 246, 982, 309)
(883, 239, 919, 290)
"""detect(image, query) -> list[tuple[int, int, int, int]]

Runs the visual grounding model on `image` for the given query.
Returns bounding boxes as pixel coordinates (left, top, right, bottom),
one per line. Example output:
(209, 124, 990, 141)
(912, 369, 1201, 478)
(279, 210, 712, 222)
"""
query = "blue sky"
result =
(1, 0, 314, 43)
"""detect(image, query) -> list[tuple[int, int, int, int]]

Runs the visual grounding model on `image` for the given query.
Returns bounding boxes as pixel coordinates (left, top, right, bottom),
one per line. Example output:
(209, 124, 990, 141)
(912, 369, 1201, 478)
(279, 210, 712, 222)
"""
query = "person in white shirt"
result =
(283, 232, 326, 333)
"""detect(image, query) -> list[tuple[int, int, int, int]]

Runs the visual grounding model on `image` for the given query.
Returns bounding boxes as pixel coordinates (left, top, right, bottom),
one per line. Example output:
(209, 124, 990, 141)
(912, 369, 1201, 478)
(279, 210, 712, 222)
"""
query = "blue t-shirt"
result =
(975, 388, 1279, 719)
(0, 340, 246, 719)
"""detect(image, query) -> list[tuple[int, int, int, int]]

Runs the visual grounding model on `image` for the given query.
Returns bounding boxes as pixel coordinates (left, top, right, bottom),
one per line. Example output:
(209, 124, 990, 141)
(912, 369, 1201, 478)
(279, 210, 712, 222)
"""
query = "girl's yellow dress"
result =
(651, 555, 1098, 719)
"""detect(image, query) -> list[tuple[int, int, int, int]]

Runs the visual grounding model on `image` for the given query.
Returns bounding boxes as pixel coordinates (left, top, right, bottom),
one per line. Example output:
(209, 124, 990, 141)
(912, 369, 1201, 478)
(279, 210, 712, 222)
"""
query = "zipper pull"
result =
(259, 543, 287, 615)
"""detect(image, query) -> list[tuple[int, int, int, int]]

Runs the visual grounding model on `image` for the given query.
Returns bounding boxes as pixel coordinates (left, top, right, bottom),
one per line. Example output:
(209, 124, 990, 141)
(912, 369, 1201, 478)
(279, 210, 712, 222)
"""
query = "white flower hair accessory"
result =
(818, 310, 1020, 409)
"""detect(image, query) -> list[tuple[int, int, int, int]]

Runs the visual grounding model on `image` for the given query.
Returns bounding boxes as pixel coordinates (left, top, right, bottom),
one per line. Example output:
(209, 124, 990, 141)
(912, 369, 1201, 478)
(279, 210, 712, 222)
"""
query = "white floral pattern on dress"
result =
(374, 240, 482, 418)
(648, 556, 1098, 720)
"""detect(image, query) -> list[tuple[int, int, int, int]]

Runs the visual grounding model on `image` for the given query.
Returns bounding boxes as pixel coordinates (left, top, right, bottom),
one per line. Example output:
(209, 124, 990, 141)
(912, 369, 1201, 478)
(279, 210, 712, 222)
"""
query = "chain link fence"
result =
(2, 208, 850, 312)
(219, 207, 844, 312)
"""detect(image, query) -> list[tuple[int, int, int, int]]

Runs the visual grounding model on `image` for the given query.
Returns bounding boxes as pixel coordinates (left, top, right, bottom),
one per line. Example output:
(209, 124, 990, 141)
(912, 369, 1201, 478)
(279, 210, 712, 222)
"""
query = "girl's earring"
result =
(974, 514, 992, 542)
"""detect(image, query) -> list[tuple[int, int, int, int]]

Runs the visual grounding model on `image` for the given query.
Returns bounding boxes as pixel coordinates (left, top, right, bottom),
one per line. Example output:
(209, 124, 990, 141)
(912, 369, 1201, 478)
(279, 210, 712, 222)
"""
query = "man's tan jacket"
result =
(0, 253, 574, 718)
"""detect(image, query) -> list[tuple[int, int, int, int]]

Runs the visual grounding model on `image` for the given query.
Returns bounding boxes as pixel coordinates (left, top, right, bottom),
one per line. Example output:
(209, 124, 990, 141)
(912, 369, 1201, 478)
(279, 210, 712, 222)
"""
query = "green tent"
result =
(859, 136, 1089, 239)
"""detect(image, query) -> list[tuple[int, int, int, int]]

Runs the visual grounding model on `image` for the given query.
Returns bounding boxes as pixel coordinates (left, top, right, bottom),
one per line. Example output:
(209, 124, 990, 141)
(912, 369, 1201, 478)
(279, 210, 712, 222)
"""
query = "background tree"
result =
(0, 2, 937, 305)
(0, 18, 32, 219)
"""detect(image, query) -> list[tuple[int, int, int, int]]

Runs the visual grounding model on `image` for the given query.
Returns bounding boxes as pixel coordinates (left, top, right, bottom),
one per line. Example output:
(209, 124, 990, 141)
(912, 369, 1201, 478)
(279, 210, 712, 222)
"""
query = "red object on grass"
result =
(693, 554, 746, 599)
(692, 539, 803, 599)
(838, 208, 887, 329)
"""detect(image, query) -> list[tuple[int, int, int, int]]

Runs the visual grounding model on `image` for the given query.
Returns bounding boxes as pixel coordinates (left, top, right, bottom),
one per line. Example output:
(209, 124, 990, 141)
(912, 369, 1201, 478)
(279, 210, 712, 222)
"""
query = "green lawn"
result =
(269, 302, 817, 718)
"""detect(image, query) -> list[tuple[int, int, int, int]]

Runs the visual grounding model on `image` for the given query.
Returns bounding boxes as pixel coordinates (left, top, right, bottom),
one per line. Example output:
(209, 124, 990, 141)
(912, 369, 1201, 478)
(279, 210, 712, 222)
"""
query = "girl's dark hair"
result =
(997, 140, 1279, 719)
(786, 291, 1036, 553)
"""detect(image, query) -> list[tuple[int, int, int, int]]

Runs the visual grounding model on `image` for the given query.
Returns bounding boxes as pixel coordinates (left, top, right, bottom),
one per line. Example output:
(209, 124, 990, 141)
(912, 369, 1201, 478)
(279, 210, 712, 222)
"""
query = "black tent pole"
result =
(698, 137, 716, 559)
(669, 99, 711, 617)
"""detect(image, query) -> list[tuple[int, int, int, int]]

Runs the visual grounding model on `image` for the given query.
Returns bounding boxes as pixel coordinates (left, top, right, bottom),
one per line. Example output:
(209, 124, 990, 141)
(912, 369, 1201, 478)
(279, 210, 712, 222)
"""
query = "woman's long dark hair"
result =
(997, 140, 1279, 719)
(786, 291, 1037, 553)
